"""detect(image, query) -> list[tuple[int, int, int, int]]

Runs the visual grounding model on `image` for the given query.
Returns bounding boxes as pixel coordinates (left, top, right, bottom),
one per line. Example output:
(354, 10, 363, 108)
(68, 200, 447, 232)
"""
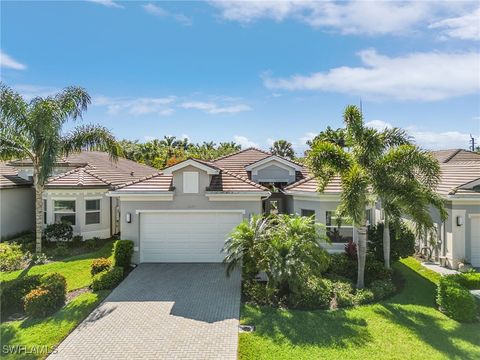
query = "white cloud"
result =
(88, 0, 124, 9)
(210, 1, 476, 36)
(299, 132, 317, 145)
(13, 84, 59, 100)
(94, 96, 176, 116)
(266, 138, 275, 147)
(429, 7, 480, 40)
(181, 101, 252, 114)
(366, 120, 472, 150)
(1, 51, 26, 70)
(142, 3, 192, 25)
(234, 135, 258, 148)
(264, 49, 480, 101)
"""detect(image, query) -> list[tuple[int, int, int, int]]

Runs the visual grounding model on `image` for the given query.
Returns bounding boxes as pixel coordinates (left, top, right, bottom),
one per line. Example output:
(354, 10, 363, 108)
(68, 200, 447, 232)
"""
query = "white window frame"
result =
(53, 198, 77, 226)
(325, 210, 354, 243)
(183, 171, 199, 194)
(85, 198, 102, 225)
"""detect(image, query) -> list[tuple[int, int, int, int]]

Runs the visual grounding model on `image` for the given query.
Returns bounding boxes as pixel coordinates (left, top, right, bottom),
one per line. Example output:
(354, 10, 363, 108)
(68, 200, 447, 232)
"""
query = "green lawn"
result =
(1, 291, 109, 360)
(239, 257, 480, 360)
(0, 241, 114, 291)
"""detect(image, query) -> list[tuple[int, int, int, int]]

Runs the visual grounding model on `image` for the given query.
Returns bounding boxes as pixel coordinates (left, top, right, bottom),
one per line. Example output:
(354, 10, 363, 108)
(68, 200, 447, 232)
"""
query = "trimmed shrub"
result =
(353, 289, 375, 305)
(437, 275, 477, 322)
(113, 240, 134, 268)
(367, 221, 415, 262)
(71, 235, 83, 247)
(243, 281, 277, 306)
(365, 258, 393, 284)
(446, 273, 480, 290)
(332, 280, 356, 308)
(289, 276, 333, 309)
(44, 223, 73, 242)
(91, 257, 112, 276)
(92, 267, 124, 291)
(24, 288, 53, 318)
(53, 242, 71, 258)
(369, 279, 396, 300)
(85, 238, 98, 249)
(0, 242, 25, 271)
(327, 253, 356, 280)
(40, 273, 67, 308)
(0, 275, 42, 318)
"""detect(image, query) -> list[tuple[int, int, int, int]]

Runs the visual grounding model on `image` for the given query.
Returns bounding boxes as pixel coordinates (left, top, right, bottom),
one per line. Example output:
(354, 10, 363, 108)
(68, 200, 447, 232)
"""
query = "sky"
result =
(1, 0, 480, 154)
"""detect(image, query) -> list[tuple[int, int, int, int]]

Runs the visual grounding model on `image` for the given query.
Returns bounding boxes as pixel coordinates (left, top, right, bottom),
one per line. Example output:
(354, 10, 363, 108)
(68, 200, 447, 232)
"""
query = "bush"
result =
(353, 289, 375, 305)
(344, 240, 357, 260)
(369, 279, 396, 300)
(437, 275, 478, 322)
(243, 281, 278, 306)
(92, 267, 124, 291)
(365, 258, 393, 284)
(327, 253, 356, 280)
(289, 276, 333, 309)
(71, 235, 83, 247)
(91, 257, 112, 276)
(24, 289, 53, 318)
(0, 242, 25, 271)
(0, 275, 42, 318)
(113, 240, 134, 268)
(332, 280, 356, 308)
(53, 242, 71, 258)
(367, 221, 415, 262)
(446, 273, 480, 290)
(85, 238, 98, 249)
(44, 223, 73, 242)
(40, 273, 67, 308)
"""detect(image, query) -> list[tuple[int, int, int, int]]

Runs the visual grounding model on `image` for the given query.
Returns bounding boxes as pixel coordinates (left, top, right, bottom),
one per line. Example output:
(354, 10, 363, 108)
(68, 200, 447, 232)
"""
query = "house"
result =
(429, 149, 480, 268)
(0, 162, 34, 239)
(2, 147, 478, 268)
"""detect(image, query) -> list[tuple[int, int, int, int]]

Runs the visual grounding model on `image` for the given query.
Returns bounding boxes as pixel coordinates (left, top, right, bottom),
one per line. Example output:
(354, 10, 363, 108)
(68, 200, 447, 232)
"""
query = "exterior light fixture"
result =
(126, 212, 132, 223)
(456, 216, 463, 226)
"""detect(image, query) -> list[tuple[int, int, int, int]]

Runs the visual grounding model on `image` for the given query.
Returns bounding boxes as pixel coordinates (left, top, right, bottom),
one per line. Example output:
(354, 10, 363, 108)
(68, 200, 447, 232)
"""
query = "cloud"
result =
(264, 49, 480, 101)
(210, 1, 476, 36)
(94, 96, 176, 116)
(234, 135, 258, 148)
(88, 0, 124, 9)
(366, 120, 473, 150)
(12, 84, 59, 100)
(181, 101, 252, 114)
(429, 7, 480, 40)
(1, 51, 27, 70)
(142, 3, 192, 25)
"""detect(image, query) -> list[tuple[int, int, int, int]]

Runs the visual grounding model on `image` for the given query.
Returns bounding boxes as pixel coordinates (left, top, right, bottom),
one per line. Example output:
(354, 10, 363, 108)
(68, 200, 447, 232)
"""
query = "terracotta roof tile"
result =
(431, 149, 480, 163)
(437, 163, 480, 196)
(284, 176, 342, 194)
(208, 169, 269, 192)
(114, 172, 173, 192)
(0, 162, 32, 189)
(46, 166, 111, 188)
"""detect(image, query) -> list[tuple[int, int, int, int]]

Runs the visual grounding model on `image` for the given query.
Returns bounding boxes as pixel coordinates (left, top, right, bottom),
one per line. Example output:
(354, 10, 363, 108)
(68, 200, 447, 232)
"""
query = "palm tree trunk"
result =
(356, 225, 367, 288)
(33, 171, 43, 254)
(383, 215, 391, 269)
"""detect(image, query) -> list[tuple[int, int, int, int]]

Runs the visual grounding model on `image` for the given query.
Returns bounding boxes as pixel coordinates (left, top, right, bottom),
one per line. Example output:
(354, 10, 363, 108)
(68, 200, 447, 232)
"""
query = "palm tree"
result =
(307, 126, 346, 148)
(160, 136, 179, 159)
(270, 140, 295, 159)
(307, 105, 424, 288)
(0, 84, 121, 253)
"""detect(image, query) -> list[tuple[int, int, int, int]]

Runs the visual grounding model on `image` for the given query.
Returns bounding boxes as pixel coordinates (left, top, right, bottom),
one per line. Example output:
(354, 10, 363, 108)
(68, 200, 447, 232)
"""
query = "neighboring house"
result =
(0, 162, 35, 239)
(429, 149, 480, 268)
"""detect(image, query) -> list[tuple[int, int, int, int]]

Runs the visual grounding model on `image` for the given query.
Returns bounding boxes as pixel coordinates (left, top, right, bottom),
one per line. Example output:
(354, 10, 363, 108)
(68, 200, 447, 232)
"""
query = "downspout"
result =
(110, 196, 113, 237)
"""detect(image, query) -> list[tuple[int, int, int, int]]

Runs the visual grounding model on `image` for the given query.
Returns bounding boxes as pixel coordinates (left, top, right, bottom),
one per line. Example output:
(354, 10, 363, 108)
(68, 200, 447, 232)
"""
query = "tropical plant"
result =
(270, 140, 295, 159)
(306, 105, 442, 287)
(307, 126, 346, 148)
(0, 84, 121, 253)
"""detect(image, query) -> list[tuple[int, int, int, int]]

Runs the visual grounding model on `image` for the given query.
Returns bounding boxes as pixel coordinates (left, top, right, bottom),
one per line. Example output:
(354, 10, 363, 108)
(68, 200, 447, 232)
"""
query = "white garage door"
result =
(471, 216, 480, 267)
(139, 211, 244, 263)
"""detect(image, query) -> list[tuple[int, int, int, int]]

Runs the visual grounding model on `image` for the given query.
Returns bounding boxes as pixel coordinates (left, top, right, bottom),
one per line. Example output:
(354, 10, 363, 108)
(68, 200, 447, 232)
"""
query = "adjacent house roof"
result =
(46, 166, 111, 188)
(284, 176, 343, 194)
(436, 163, 480, 196)
(431, 149, 480, 164)
(114, 173, 174, 192)
(0, 162, 32, 189)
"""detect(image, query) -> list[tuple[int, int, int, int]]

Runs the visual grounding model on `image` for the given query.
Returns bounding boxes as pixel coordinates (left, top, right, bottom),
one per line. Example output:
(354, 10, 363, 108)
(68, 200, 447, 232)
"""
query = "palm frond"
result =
(55, 86, 91, 120)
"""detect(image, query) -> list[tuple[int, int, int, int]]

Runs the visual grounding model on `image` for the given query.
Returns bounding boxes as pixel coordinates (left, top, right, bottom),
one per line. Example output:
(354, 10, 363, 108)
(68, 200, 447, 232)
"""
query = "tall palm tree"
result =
(0, 84, 121, 253)
(307, 105, 425, 288)
(307, 126, 346, 148)
(270, 140, 295, 159)
(160, 136, 178, 158)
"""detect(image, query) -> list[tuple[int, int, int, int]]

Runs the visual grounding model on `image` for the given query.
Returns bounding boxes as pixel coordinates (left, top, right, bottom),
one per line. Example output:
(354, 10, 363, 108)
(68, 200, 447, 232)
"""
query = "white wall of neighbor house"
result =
(43, 188, 111, 239)
(116, 166, 264, 263)
(0, 187, 35, 239)
(252, 164, 296, 184)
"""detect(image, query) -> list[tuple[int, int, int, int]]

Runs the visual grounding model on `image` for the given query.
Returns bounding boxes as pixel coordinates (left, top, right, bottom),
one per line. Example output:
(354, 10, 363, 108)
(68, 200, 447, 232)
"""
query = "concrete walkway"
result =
(421, 262, 459, 276)
(49, 264, 241, 360)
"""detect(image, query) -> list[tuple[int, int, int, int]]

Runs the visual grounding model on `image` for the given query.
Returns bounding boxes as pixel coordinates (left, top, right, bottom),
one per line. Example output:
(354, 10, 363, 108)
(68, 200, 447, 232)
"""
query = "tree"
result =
(306, 105, 434, 287)
(307, 126, 346, 148)
(0, 84, 121, 253)
(270, 140, 295, 159)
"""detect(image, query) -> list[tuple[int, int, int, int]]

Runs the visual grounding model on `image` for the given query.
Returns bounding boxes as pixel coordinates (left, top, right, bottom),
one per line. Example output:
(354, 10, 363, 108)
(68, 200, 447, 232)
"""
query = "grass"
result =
(0, 241, 114, 291)
(239, 257, 480, 360)
(1, 290, 110, 360)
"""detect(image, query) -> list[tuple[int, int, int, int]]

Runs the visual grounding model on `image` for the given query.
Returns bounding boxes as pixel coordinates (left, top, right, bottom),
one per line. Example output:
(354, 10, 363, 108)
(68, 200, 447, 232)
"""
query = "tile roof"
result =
(284, 176, 343, 194)
(437, 163, 480, 196)
(431, 149, 480, 163)
(207, 169, 269, 192)
(0, 162, 32, 189)
(46, 166, 111, 188)
(114, 172, 174, 192)
(212, 148, 272, 178)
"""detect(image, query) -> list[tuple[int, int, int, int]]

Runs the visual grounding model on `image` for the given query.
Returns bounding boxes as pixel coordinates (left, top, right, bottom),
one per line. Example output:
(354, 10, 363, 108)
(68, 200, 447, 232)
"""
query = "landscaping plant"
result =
(0, 242, 26, 271)
(112, 240, 134, 268)
(23, 273, 67, 318)
(43, 223, 73, 243)
(92, 267, 124, 291)
(437, 273, 479, 322)
(91, 257, 112, 276)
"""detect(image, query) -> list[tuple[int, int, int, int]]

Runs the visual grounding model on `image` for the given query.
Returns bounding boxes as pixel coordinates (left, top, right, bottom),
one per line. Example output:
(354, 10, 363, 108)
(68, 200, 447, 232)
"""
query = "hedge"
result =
(113, 240, 134, 268)
(92, 267, 124, 291)
(437, 274, 478, 322)
(0, 275, 42, 318)
(24, 273, 67, 318)
(91, 257, 112, 276)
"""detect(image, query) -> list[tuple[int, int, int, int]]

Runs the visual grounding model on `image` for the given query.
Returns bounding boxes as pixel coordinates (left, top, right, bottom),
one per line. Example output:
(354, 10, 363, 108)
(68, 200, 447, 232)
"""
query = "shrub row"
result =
(0, 242, 25, 271)
(1, 274, 42, 318)
(437, 273, 480, 322)
(91, 257, 112, 276)
(92, 267, 124, 291)
(327, 253, 393, 285)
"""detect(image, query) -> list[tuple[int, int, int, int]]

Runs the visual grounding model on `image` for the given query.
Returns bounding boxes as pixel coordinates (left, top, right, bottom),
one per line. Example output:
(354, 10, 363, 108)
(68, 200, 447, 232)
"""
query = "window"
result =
(326, 211, 353, 243)
(183, 171, 199, 193)
(85, 199, 101, 225)
(301, 209, 315, 218)
(43, 199, 47, 224)
(366, 209, 372, 226)
(54, 200, 76, 225)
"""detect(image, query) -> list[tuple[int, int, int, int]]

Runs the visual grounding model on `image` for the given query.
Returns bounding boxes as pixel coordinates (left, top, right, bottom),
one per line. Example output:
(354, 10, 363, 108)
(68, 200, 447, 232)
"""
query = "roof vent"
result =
(130, 171, 135, 176)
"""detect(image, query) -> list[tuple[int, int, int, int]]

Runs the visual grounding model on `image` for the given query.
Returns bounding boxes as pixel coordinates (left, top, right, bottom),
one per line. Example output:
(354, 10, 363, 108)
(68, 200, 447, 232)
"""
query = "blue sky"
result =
(1, 0, 479, 153)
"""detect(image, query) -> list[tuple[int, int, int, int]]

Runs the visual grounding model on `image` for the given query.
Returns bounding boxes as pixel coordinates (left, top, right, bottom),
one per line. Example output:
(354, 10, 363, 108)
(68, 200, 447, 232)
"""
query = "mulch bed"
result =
(66, 287, 92, 302)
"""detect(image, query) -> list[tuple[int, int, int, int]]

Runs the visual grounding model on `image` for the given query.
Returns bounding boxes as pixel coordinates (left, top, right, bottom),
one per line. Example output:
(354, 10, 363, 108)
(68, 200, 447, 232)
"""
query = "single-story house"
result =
(2, 147, 478, 268)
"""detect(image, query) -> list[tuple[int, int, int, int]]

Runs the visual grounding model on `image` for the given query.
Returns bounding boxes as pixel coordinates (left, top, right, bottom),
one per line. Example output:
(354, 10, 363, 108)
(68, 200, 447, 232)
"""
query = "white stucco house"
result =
(1, 148, 479, 268)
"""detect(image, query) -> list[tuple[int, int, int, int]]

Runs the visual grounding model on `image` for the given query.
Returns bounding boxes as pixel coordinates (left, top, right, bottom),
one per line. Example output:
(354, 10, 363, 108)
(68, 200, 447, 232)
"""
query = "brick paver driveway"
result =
(49, 264, 241, 360)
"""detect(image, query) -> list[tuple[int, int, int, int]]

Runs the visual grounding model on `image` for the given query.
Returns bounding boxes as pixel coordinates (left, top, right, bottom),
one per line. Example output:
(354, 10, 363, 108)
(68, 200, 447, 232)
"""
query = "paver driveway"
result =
(49, 263, 241, 360)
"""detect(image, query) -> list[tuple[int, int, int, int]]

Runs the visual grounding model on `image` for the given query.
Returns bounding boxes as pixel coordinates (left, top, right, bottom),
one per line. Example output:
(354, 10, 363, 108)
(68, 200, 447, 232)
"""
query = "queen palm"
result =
(0, 84, 121, 254)
(270, 140, 295, 159)
(307, 105, 424, 288)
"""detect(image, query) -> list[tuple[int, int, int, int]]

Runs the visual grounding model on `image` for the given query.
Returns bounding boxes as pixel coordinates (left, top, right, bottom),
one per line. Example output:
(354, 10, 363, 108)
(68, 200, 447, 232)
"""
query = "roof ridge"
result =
(47, 166, 87, 183)
(220, 168, 269, 191)
(82, 168, 112, 186)
(212, 147, 271, 162)
(443, 149, 462, 163)
(113, 171, 165, 190)
(284, 176, 315, 190)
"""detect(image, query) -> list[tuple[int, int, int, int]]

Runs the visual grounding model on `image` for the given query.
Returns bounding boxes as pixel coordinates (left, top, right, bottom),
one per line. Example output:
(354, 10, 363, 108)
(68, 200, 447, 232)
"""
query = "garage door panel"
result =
(471, 216, 480, 267)
(140, 212, 243, 263)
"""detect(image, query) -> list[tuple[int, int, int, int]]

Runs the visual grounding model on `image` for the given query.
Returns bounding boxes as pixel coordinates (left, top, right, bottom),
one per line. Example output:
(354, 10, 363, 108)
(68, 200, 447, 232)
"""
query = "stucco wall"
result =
(43, 189, 111, 239)
(252, 164, 295, 184)
(118, 166, 263, 263)
(0, 187, 35, 239)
